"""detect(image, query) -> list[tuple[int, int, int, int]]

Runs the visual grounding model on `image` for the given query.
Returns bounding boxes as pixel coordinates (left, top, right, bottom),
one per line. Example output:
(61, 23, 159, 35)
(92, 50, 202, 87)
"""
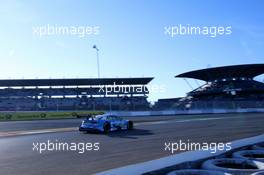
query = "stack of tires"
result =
(167, 169, 232, 175)
(201, 158, 264, 175)
(167, 143, 264, 175)
(252, 143, 264, 151)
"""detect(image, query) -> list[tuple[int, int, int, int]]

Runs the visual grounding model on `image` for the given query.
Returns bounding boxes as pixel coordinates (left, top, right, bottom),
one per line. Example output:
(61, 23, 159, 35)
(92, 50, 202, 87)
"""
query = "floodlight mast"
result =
(93, 45, 100, 78)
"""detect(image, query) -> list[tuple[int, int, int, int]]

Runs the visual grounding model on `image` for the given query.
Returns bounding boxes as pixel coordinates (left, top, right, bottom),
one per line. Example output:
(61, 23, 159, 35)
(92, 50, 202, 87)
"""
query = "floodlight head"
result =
(93, 45, 99, 51)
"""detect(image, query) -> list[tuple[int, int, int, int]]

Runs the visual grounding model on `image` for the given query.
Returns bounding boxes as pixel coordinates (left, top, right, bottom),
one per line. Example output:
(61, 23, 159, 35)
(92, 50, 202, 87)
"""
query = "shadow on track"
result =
(81, 129, 153, 139)
(106, 129, 154, 139)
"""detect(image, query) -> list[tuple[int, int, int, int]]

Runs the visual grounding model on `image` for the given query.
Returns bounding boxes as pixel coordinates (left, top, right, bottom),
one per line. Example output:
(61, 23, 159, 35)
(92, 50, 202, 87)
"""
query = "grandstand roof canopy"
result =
(0, 77, 153, 87)
(175, 64, 264, 82)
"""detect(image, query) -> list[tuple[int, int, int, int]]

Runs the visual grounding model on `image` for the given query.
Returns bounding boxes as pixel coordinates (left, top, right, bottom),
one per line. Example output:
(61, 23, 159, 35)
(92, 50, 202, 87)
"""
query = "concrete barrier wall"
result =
(109, 108, 264, 117)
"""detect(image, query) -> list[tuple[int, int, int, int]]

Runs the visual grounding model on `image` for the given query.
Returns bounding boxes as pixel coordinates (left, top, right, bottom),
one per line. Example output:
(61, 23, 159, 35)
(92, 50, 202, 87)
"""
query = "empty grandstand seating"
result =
(0, 78, 153, 111)
(153, 64, 264, 111)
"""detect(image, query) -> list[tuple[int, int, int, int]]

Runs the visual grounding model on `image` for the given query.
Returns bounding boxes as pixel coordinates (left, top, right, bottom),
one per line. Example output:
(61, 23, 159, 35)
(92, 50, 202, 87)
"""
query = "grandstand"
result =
(153, 98, 182, 110)
(173, 64, 264, 110)
(2, 64, 263, 112)
(0, 77, 153, 111)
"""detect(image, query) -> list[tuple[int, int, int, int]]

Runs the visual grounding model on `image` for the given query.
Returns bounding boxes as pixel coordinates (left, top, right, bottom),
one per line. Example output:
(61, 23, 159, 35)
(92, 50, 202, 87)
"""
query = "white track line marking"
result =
(0, 127, 77, 137)
(136, 117, 234, 126)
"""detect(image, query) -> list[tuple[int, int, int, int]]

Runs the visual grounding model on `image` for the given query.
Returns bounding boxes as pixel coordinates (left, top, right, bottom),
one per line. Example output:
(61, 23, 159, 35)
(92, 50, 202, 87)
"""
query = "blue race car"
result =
(79, 114, 134, 133)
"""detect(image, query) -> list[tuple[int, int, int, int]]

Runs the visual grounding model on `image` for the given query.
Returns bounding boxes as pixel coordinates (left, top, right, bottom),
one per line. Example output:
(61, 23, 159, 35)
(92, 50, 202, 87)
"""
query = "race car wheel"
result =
(127, 121, 133, 130)
(103, 122, 111, 134)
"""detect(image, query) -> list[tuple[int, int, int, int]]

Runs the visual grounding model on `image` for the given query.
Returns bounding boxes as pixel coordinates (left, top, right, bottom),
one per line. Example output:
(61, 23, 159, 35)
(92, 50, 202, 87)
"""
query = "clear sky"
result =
(0, 0, 264, 102)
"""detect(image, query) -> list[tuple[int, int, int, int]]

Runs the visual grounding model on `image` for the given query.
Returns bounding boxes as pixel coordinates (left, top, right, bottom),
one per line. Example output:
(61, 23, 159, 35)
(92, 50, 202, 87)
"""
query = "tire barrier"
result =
(202, 158, 264, 175)
(233, 150, 264, 163)
(252, 144, 264, 151)
(96, 135, 264, 175)
(251, 171, 264, 175)
(167, 169, 232, 175)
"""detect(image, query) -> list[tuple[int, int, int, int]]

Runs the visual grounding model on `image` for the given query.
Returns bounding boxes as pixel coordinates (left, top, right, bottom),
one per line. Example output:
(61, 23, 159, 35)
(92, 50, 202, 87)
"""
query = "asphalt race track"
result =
(0, 113, 264, 175)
